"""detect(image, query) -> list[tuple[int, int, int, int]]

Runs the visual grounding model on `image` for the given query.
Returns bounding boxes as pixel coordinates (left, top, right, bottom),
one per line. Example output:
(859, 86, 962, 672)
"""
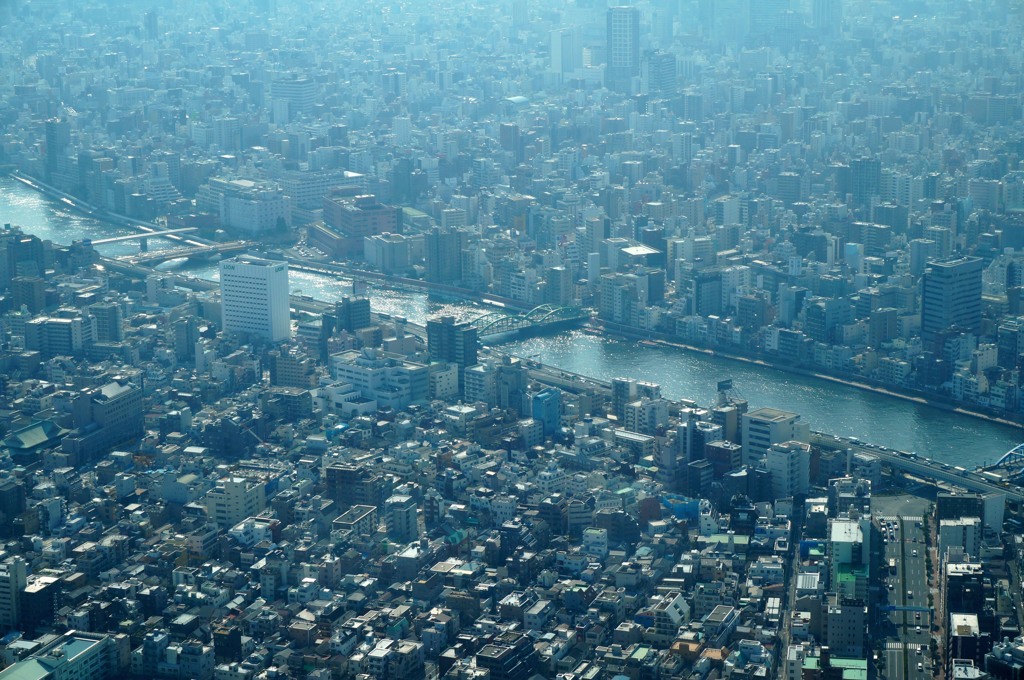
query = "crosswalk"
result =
(877, 515, 923, 523)
(885, 641, 928, 653)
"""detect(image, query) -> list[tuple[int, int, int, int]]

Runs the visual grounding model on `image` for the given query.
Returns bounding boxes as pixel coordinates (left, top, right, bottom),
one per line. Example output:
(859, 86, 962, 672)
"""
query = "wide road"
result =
(880, 516, 907, 680)
(900, 517, 931, 679)
(879, 515, 932, 680)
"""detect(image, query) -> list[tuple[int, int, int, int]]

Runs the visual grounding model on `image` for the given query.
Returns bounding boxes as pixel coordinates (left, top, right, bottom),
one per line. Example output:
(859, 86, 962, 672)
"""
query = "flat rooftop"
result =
(746, 407, 798, 421)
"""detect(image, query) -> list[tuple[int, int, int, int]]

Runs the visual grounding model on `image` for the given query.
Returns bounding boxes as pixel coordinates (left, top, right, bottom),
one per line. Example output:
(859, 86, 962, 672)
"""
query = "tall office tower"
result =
(10, 276, 45, 314)
(645, 50, 677, 95)
(921, 256, 983, 345)
(427, 316, 478, 388)
(606, 6, 640, 93)
(219, 255, 290, 342)
(511, 0, 528, 28)
(748, 0, 789, 37)
(44, 118, 71, 181)
(812, 0, 842, 36)
(143, 9, 159, 39)
(697, 0, 715, 35)
(550, 28, 578, 76)
(21, 575, 61, 636)
(850, 157, 881, 208)
(90, 302, 124, 343)
(909, 239, 937, 277)
(424, 227, 466, 283)
(0, 558, 27, 631)
(544, 266, 573, 306)
(611, 377, 637, 421)
(585, 217, 611, 255)
(328, 296, 372, 334)
(1, 229, 47, 287)
(269, 75, 316, 118)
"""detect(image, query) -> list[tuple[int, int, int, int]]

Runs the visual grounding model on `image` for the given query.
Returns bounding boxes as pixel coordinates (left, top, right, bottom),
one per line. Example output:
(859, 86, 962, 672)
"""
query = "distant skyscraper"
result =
(698, 0, 715, 35)
(511, 0, 528, 29)
(219, 255, 291, 342)
(921, 256, 984, 345)
(606, 6, 640, 93)
(424, 227, 466, 283)
(645, 50, 677, 94)
(44, 118, 71, 180)
(850, 157, 881, 208)
(812, 0, 842, 36)
(550, 27, 579, 76)
(748, 0, 789, 36)
(143, 9, 159, 39)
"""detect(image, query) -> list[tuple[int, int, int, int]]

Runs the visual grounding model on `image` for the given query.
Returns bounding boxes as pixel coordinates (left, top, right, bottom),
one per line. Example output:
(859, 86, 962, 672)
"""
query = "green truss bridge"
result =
(469, 304, 590, 340)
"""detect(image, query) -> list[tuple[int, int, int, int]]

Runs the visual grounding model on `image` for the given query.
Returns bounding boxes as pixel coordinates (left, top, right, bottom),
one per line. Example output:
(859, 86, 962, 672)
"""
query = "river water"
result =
(2, 177, 1020, 466)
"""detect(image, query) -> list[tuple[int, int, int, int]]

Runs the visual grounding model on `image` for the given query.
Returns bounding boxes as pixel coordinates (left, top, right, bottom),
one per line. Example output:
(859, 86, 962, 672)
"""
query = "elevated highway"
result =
(87, 228, 197, 245)
(811, 432, 1024, 503)
(119, 241, 251, 266)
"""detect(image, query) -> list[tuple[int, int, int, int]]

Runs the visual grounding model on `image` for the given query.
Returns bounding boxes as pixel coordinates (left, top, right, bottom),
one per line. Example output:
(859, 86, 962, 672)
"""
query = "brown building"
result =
(322, 194, 401, 258)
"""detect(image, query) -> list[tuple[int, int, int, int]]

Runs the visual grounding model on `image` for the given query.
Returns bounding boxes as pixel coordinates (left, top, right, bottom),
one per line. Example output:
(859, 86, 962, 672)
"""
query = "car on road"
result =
(916, 625, 922, 633)
(918, 662, 924, 671)
(907, 590, 913, 598)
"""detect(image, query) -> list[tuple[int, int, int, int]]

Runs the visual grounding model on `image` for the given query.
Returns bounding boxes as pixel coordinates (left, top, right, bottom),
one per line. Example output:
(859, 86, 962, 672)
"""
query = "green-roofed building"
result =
(0, 631, 116, 680)
(1, 420, 68, 465)
(833, 562, 869, 601)
(789, 643, 869, 680)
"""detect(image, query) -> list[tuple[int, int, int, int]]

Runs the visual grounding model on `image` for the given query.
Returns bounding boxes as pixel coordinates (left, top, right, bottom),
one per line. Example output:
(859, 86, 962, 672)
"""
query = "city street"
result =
(879, 515, 933, 680)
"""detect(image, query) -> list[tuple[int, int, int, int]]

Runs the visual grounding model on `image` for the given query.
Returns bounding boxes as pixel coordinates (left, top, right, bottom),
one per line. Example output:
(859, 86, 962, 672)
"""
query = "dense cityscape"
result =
(1, 0, 1024, 679)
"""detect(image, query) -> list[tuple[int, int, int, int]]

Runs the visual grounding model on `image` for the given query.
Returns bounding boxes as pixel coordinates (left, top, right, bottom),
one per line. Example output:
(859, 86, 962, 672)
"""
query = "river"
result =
(2, 176, 1020, 466)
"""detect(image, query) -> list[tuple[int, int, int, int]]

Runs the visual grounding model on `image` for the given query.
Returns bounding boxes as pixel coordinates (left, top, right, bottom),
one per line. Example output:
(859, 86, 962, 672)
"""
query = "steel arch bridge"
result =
(469, 304, 586, 337)
(984, 443, 1024, 480)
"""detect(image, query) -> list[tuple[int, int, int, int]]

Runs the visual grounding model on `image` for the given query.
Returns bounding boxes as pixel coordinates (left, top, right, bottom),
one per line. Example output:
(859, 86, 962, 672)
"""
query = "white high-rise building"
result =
(762, 441, 811, 500)
(741, 407, 810, 467)
(0, 558, 27, 631)
(205, 477, 267, 527)
(219, 255, 291, 342)
(550, 27, 579, 75)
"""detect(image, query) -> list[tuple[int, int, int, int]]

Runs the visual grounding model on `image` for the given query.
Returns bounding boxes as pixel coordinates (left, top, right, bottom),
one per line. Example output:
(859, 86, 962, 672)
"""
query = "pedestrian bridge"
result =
(469, 304, 589, 338)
